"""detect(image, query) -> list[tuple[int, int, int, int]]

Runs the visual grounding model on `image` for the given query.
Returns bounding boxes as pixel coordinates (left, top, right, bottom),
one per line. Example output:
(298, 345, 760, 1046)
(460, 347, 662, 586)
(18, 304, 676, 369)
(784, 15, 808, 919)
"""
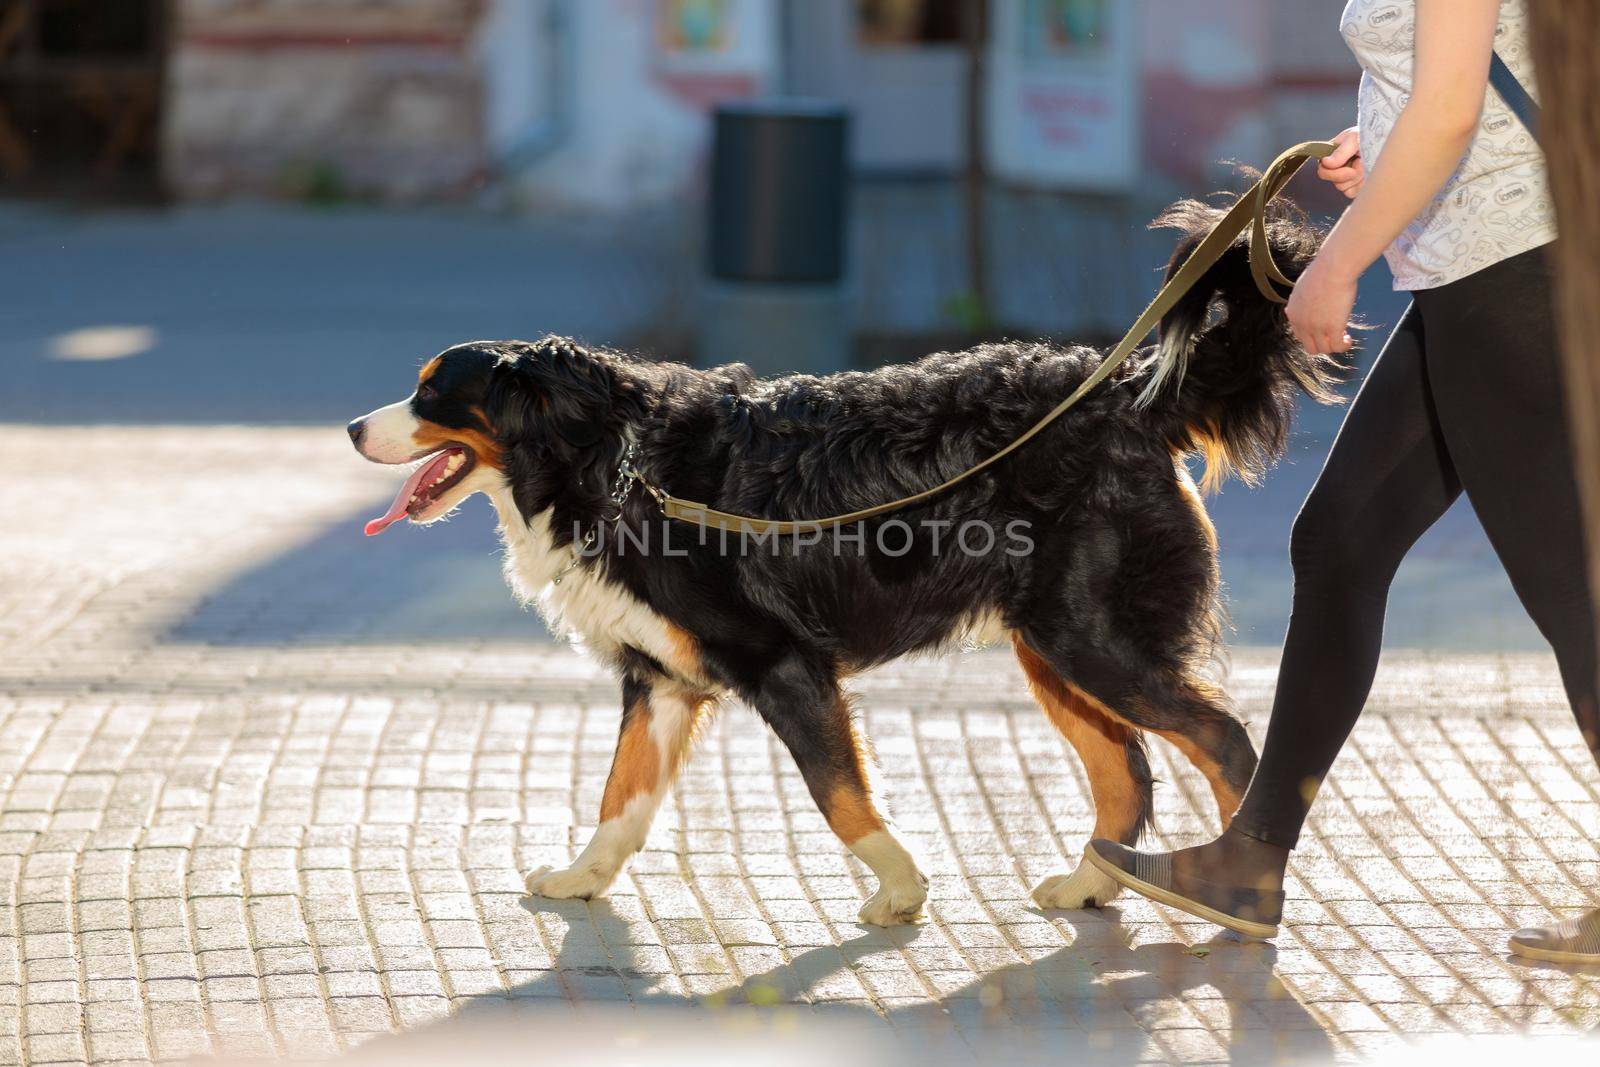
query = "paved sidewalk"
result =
(3, 425, 1599, 1065)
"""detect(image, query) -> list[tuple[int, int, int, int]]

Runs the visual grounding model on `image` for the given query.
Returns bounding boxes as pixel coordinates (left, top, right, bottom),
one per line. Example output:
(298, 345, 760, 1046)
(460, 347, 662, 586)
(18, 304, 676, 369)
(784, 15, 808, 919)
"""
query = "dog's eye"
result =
(416, 383, 438, 402)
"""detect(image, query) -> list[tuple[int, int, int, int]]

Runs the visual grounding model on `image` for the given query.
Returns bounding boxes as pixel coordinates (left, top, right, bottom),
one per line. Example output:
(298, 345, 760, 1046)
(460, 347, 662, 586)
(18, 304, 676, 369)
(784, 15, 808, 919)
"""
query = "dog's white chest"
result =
(488, 488, 688, 672)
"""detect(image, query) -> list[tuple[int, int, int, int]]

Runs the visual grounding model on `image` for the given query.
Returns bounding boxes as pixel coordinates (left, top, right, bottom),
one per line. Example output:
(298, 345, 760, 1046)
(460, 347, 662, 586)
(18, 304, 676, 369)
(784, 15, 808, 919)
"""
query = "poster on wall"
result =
(987, 0, 1141, 191)
(659, 0, 734, 54)
(654, 0, 777, 106)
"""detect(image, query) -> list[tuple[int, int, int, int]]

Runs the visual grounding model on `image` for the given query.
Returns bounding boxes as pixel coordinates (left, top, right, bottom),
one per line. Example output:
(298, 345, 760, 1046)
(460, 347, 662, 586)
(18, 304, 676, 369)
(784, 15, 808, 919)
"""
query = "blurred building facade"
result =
(1, 0, 1360, 207)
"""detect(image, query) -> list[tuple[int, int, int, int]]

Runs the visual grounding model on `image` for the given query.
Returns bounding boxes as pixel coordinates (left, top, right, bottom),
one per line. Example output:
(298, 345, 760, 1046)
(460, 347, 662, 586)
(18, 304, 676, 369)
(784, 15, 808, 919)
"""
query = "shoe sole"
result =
(1507, 939, 1600, 965)
(1085, 847, 1279, 940)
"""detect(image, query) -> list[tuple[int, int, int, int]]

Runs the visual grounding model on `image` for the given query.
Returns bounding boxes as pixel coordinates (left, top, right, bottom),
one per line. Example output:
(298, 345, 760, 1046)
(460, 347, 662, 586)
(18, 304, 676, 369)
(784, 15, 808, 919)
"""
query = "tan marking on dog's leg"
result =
(1161, 695, 1249, 824)
(823, 784, 887, 845)
(663, 624, 705, 684)
(529, 682, 712, 901)
(599, 694, 660, 822)
(1014, 637, 1146, 844)
(800, 695, 926, 925)
(1071, 675, 1247, 830)
(1014, 636, 1148, 908)
(1159, 731, 1244, 825)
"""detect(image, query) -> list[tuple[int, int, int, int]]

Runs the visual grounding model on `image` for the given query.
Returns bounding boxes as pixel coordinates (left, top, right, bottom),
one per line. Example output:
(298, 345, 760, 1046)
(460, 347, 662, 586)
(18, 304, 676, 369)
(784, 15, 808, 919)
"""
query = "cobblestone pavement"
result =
(4, 425, 1600, 1066)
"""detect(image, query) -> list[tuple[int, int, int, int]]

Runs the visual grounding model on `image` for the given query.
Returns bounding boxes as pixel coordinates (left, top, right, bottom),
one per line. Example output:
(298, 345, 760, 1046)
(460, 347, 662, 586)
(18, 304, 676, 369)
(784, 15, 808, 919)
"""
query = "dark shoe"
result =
(1508, 908, 1600, 964)
(1086, 839, 1284, 939)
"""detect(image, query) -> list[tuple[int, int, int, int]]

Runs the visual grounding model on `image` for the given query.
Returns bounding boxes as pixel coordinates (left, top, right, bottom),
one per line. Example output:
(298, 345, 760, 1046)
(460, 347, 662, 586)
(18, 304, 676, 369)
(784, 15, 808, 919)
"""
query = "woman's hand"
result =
(1287, 257, 1358, 355)
(1292, 131, 1364, 355)
(1317, 127, 1365, 199)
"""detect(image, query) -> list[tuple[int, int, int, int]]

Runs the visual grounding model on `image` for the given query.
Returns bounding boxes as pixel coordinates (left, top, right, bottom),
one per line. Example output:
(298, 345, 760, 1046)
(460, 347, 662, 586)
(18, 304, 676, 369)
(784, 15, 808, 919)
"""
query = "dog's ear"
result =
(542, 346, 610, 451)
(484, 354, 539, 443)
(486, 341, 611, 454)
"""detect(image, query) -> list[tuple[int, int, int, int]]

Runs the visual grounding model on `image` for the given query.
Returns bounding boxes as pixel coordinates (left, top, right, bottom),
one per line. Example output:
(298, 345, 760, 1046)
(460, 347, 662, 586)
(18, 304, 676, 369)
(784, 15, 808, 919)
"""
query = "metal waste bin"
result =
(699, 100, 851, 376)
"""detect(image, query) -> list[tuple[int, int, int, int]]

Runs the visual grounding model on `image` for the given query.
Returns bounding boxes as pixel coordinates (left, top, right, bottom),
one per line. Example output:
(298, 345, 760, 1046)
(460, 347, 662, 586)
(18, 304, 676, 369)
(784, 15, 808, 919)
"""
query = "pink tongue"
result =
(364, 452, 453, 536)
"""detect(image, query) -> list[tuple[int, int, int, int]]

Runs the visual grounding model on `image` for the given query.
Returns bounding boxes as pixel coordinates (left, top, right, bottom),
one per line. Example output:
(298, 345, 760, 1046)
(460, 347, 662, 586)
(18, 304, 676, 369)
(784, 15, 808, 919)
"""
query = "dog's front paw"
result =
(1031, 859, 1121, 910)
(525, 863, 615, 901)
(858, 878, 929, 927)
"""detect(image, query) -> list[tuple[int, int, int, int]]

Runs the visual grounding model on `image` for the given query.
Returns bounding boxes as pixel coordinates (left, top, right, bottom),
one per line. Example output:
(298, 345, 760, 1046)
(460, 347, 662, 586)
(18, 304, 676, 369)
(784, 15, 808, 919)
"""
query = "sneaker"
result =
(1508, 908, 1600, 965)
(1085, 839, 1284, 939)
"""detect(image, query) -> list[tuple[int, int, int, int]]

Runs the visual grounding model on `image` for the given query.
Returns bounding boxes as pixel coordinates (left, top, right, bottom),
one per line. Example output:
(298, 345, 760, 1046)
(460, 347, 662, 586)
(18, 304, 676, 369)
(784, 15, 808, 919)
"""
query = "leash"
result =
(619, 140, 1337, 537)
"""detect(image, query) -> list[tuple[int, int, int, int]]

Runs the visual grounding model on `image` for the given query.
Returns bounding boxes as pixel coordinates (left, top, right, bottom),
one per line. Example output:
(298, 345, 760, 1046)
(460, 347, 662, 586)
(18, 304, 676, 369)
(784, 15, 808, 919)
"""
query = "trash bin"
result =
(699, 100, 851, 377)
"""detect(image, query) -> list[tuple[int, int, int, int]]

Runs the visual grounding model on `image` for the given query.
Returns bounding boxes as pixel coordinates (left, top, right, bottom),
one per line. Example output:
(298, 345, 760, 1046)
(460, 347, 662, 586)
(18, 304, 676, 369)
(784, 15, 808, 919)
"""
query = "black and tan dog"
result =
(348, 197, 1336, 925)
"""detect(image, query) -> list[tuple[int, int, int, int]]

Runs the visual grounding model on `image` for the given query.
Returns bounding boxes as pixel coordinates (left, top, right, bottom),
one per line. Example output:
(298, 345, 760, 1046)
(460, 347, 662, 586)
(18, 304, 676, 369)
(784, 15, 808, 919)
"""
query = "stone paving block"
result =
(150, 1028, 212, 1061)
(24, 1031, 86, 1064)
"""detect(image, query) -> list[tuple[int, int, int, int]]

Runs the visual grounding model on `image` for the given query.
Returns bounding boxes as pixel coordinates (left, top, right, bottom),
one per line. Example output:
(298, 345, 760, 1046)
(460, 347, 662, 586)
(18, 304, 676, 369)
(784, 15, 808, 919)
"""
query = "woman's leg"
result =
(1089, 301, 1465, 932)
(1414, 246, 1600, 764)
(1410, 246, 1600, 962)
(1226, 301, 1464, 845)
(1162, 300, 1465, 844)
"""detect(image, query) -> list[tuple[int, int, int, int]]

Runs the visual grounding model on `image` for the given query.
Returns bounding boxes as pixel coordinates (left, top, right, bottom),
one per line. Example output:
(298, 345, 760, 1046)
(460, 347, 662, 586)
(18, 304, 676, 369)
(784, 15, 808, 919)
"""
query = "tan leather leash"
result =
(623, 140, 1337, 536)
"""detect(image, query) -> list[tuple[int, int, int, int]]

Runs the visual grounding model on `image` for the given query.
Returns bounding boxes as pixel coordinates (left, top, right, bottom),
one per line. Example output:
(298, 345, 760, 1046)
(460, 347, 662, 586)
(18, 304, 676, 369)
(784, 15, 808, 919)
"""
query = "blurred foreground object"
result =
(328, 1006, 901, 1067)
(700, 99, 851, 375)
(1530, 1, 1600, 757)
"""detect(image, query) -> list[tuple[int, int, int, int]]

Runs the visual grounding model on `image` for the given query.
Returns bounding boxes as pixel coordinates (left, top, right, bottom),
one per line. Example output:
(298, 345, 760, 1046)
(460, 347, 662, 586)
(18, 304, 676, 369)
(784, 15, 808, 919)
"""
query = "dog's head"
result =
(348, 337, 616, 535)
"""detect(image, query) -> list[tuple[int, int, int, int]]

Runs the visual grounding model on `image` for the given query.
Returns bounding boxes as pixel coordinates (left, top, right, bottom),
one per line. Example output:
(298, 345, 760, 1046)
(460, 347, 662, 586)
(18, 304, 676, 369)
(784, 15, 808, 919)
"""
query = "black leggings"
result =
(1233, 244, 1600, 849)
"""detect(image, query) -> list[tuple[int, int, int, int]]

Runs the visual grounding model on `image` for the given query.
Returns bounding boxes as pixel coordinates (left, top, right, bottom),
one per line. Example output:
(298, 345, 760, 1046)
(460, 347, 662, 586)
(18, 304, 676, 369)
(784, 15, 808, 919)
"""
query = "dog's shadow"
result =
(163, 495, 540, 647)
(343, 894, 1335, 1067)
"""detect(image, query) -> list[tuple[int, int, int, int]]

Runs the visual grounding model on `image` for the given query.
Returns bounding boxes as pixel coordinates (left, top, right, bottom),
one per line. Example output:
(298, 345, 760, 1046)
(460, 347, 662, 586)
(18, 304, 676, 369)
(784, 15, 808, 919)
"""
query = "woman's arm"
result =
(1288, 0, 1500, 355)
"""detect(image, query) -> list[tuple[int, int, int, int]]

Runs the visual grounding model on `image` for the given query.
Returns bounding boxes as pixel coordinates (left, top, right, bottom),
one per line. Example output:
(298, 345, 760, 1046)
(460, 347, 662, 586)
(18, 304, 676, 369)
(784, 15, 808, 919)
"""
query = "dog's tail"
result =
(1134, 195, 1344, 493)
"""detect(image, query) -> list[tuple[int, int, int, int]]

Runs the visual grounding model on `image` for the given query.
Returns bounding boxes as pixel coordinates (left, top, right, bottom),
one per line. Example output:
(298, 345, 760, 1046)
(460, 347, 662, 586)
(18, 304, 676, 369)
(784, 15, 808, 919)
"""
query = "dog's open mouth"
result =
(364, 446, 476, 536)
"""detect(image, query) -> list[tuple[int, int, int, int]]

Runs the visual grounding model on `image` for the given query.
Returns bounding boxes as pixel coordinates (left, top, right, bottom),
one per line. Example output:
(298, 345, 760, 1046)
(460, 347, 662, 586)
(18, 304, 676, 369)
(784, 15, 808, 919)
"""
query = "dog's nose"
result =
(347, 419, 366, 447)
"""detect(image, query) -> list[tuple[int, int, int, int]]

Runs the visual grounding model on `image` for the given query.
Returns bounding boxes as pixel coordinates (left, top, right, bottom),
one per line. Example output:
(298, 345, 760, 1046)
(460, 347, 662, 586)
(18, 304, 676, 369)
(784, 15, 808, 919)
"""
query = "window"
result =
(36, 0, 159, 57)
(0, 0, 166, 196)
(856, 0, 964, 46)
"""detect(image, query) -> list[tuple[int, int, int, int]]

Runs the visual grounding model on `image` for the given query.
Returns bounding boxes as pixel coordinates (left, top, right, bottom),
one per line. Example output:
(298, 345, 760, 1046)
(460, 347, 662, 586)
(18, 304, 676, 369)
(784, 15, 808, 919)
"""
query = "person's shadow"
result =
(1030, 908, 1337, 1065)
(340, 895, 1334, 1067)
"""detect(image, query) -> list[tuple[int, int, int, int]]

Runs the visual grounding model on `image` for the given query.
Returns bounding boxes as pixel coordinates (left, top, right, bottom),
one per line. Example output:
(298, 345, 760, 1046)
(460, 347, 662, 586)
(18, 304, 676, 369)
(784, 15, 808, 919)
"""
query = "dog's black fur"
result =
(386, 195, 1338, 862)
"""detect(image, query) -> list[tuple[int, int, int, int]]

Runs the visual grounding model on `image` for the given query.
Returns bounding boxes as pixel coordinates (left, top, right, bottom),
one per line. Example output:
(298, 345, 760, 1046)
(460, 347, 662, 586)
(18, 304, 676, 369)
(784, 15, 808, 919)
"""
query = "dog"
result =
(347, 196, 1337, 925)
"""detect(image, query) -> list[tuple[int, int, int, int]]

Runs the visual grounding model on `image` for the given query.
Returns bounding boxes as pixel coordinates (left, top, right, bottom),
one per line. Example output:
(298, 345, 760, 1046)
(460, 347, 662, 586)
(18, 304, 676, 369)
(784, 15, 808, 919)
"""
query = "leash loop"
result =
(627, 141, 1336, 537)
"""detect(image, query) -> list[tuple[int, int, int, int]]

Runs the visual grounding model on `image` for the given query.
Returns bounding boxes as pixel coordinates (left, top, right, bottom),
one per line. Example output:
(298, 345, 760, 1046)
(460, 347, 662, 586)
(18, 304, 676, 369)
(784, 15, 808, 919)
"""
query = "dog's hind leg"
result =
(1051, 649, 1257, 832)
(1013, 635, 1152, 909)
(1026, 481, 1256, 839)
(528, 673, 714, 901)
(1145, 676, 1257, 826)
(753, 656, 928, 926)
